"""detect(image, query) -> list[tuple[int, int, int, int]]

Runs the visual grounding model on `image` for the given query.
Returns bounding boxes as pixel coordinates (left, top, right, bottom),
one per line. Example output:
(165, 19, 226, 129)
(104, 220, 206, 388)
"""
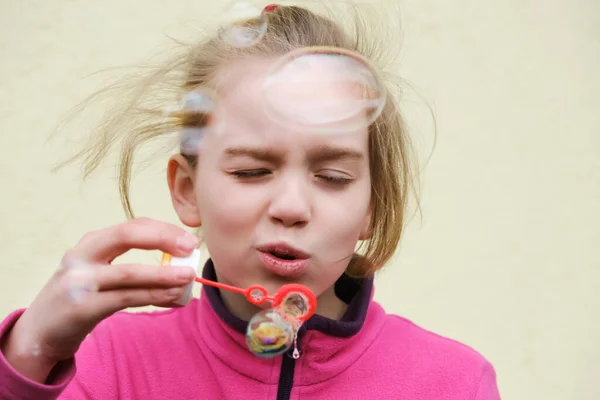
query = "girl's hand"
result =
(0, 217, 200, 383)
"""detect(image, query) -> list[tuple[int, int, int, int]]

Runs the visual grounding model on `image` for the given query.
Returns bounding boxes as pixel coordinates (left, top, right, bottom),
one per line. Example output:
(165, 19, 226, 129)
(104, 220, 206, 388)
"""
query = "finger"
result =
(90, 287, 188, 320)
(68, 217, 201, 263)
(95, 263, 197, 291)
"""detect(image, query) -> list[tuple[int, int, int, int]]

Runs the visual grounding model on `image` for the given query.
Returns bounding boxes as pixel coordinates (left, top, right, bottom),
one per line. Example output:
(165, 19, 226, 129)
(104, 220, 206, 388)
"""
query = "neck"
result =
(218, 287, 263, 321)
(201, 257, 374, 338)
(315, 284, 348, 320)
(201, 257, 374, 343)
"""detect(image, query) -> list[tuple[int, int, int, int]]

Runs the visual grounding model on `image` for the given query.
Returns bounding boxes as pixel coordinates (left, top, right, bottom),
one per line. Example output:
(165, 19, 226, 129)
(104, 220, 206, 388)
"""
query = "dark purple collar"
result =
(201, 258, 373, 338)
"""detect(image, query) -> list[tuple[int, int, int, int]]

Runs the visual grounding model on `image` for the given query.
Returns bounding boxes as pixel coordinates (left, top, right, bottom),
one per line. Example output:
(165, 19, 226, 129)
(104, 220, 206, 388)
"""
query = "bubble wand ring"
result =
(193, 277, 317, 323)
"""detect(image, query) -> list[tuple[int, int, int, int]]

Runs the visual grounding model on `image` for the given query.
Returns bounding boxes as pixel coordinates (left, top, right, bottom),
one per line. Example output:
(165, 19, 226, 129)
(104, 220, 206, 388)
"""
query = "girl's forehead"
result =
(213, 57, 371, 140)
(197, 57, 371, 166)
(209, 110, 368, 156)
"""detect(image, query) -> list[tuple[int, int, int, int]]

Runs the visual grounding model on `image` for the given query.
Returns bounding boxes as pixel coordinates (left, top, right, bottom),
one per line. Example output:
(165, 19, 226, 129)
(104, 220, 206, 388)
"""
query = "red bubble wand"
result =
(161, 250, 317, 358)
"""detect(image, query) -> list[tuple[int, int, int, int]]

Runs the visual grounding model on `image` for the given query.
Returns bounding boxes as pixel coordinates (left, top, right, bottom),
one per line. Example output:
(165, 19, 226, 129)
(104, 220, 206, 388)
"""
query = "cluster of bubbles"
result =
(246, 292, 309, 358)
(176, 90, 217, 156)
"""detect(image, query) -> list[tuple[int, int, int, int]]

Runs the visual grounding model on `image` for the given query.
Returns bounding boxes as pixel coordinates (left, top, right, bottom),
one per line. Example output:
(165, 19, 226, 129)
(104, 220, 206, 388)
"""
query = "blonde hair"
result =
(58, 3, 421, 278)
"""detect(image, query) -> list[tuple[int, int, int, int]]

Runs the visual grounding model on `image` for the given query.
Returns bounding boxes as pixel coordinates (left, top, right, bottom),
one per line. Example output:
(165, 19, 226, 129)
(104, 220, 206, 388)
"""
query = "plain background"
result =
(1, 0, 598, 399)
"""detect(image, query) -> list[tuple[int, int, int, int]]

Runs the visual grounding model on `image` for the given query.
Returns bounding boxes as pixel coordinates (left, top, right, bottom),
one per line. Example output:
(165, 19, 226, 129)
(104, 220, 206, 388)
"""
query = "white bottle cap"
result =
(161, 249, 201, 306)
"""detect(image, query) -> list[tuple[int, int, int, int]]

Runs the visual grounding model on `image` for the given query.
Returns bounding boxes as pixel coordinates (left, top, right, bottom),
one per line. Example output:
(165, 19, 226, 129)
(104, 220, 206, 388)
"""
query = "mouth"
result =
(257, 243, 310, 260)
(256, 242, 311, 277)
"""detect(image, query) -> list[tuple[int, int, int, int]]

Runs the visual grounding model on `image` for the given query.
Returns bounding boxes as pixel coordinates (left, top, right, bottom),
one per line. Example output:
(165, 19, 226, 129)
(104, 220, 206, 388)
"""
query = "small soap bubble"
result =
(60, 260, 97, 303)
(176, 90, 217, 156)
(262, 48, 386, 134)
(179, 127, 206, 156)
(250, 288, 265, 302)
(246, 308, 295, 358)
(181, 90, 214, 113)
(218, 1, 268, 48)
(280, 292, 309, 319)
(32, 344, 41, 357)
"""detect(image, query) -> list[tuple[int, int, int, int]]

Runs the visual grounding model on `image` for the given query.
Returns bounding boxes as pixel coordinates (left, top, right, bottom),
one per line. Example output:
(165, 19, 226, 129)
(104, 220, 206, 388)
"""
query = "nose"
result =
(268, 175, 311, 228)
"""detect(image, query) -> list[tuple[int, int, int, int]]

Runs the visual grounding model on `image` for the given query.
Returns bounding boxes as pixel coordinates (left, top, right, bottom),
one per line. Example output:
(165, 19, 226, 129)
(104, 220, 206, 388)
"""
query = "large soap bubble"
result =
(262, 46, 386, 134)
(245, 289, 311, 358)
(246, 308, 295, 358)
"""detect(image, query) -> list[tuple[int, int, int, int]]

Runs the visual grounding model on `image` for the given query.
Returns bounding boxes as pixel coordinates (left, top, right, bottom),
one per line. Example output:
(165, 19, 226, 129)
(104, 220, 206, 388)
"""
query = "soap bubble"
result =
(262, 47, 386, 134)
(249, 287, 267, 303)
(60, 260, 97, 303)
(32, 344, 41, 357)
(179, 127, 207, 156)
(280, 292, 309, 320)
(172, 90, 217, 156)
(181, 90, 214, 113)
(246, 308, 295, 358)
(218, 1, 268, 48)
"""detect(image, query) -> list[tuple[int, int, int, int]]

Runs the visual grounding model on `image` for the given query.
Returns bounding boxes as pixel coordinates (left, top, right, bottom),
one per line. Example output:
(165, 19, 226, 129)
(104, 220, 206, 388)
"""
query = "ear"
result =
(358, 203, 372, 240)
(167, 154, 202, 228)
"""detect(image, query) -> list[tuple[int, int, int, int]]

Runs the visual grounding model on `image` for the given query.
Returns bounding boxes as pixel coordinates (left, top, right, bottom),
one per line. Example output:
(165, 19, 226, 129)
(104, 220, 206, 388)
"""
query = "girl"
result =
(0, 3, 501, 399)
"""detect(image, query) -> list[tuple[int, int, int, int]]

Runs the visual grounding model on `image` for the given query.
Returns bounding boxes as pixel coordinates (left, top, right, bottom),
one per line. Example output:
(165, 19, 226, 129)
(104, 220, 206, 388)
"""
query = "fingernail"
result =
(176, 234, 199, 252)
(166, 287, 184, 297)
(175, 267, 195, 281)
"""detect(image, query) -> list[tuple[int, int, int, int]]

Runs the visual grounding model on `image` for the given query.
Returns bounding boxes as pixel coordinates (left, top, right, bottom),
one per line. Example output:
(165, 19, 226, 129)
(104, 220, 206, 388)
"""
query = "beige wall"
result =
(1, 1, 598, 399)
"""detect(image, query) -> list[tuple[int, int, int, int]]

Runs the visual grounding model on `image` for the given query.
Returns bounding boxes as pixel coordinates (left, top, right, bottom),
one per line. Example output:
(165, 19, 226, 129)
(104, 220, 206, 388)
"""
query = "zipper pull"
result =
(292, 333, 300, 359)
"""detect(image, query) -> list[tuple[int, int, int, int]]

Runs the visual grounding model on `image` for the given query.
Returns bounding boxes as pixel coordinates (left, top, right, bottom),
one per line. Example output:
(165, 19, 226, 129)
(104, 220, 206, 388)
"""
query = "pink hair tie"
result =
(263, 4, 279, 12)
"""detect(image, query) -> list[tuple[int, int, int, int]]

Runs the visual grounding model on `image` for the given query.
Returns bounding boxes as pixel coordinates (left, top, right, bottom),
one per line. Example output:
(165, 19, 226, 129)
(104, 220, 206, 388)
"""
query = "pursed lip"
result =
(256, 242, 311, 278)
(255, 242, 311, 259)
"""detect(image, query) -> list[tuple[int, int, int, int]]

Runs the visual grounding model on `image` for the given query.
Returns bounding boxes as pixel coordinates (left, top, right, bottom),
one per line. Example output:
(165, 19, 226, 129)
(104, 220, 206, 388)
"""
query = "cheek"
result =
(194, 172, 263, 238)
(316, 182, 371, 248)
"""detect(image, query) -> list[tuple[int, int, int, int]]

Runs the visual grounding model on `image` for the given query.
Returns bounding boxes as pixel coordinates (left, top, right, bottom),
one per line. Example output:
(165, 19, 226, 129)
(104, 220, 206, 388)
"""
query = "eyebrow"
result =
(307, 145, 364, 164)
(224, 147, 281, 164)
(223, 145, 364, 164)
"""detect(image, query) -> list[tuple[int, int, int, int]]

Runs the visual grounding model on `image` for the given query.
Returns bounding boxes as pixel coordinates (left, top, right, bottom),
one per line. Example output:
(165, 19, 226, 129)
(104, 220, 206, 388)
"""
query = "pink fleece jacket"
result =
(0, 260, 501, 399)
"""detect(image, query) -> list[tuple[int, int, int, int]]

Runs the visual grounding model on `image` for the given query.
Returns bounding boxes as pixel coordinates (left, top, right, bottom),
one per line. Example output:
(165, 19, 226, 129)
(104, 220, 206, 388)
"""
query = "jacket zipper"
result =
(276, 333, 301, 400)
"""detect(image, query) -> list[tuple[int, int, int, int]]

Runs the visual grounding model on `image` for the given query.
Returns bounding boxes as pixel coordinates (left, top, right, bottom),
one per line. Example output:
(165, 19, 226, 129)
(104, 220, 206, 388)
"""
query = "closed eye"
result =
(230, 169, 271, 179)
(229, 170, 353, 185)
(317, 175, 353, 186)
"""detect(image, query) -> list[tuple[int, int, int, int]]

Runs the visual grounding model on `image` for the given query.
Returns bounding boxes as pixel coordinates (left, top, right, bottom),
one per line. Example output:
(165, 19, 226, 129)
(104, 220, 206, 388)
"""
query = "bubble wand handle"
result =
(194, 276, 247, 296)
(193, 276, 276, 304)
